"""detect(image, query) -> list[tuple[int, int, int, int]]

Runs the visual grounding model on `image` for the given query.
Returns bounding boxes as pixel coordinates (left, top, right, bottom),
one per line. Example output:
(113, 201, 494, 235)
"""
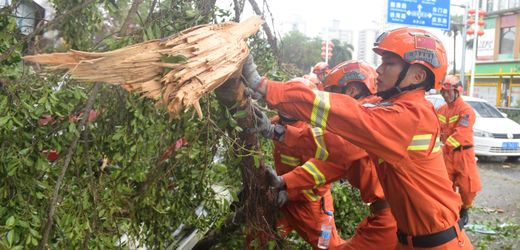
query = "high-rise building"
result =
(357, 29, 380, 67)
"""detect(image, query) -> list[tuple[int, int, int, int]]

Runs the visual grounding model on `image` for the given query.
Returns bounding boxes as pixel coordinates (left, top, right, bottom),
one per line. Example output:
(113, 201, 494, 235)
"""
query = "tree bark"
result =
(247, 0, 280, 60)
(232, 0, 246, 22)
(195, 0, 217, 19)
(119, 0, 145, 36)
(211, 76, 280, 248)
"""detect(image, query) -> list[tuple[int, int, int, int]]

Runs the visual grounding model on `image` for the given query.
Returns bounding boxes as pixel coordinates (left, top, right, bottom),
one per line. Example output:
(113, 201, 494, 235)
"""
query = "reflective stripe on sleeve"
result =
(301, 161, 326, 187)
(446, 135, 461, 148)
(449, 115, 460, 124)
(432, 137, 441, 153)
(310, 90, 330, 129)
(280, 154, 300, 166)
(303, 189, 320, 202)
(437, 114, 447, 124)
(407, 134, 433, 151)
(310, 127, 329, 161)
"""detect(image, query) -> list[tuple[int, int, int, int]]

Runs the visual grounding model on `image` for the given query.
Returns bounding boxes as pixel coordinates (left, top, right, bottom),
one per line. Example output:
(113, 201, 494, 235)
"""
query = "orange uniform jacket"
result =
(280, 119, 398, 250)
(281, 118, 384, 204)
(272, 119, 332, 201)
(272, 118, 345, 249)
(437, 97, 481, 207)
(265, 80, 463, 237)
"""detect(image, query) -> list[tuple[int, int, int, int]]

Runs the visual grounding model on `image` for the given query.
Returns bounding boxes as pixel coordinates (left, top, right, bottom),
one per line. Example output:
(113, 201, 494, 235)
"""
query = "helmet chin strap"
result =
(376, 63, 410, 100)
(376, 63, 431, 100)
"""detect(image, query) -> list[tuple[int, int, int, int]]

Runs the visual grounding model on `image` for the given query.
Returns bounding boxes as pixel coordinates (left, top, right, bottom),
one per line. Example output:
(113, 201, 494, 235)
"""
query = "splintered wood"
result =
(23, 16, 264, 118)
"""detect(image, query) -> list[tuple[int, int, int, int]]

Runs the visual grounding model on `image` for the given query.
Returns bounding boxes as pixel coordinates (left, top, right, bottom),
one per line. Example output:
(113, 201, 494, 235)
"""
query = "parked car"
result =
(426, 95, 520, 160)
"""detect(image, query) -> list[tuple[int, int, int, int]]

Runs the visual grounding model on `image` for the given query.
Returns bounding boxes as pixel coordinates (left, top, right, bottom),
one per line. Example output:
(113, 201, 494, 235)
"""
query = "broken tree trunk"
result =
(23, 16, 264, 119)
(209, 75, 280, 248)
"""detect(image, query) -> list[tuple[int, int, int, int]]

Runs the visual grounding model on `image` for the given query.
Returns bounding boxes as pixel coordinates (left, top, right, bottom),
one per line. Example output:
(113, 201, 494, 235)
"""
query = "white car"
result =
(426, 94, 520, 160)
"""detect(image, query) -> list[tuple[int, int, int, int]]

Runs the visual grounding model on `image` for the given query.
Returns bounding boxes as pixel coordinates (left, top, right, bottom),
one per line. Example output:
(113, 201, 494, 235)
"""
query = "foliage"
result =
(327, 39, 354, 69)
(280, 31, 353, 73)
(0, 6, 22, 77)
(467, 207, 520, 250)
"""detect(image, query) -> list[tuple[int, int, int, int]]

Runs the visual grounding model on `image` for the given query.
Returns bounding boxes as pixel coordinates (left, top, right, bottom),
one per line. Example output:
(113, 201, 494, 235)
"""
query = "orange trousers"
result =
(278, 190, 345, 249)
(339, 207, 397, 250)
(396, 224, 473, 250)
(444, 148, 481, 208)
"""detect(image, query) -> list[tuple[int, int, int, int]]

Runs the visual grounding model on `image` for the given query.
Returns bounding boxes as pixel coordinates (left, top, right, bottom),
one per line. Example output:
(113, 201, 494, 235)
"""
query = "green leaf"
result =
(160, 54, 187, 64)
(0, 116, 9, 126)
(29, 228, 39, 238)
(19, 148, 30, 155)
(6, 230, 14, 246)
(233, 110, 248, 119)
(112, 132, 123, 141)
(6, 216, 15, 227)
(16, 220, 28, 228)
(185, 9, 199, 18)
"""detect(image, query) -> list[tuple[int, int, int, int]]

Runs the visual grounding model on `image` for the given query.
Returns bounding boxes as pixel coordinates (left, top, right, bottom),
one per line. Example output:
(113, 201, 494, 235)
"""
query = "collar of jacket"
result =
(447, 96, 463, 107)
(386, 89, 425, 103)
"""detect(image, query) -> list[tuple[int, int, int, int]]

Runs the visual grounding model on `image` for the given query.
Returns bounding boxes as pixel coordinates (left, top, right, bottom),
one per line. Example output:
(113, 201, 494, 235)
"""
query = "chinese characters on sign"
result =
(387, 0, 451, 30)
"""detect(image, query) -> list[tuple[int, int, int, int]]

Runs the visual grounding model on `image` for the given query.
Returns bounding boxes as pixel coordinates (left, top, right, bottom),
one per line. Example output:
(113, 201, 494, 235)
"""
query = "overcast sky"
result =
(217, 0, 477, 71)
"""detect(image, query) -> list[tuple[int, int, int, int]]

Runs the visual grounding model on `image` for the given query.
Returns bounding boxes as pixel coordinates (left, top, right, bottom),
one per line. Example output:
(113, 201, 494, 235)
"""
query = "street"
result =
(467, 157, 520, 249)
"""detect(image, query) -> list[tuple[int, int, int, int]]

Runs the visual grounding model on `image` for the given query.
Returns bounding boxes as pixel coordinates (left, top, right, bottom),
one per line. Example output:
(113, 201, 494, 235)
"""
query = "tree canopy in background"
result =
(280, 30, 354, 73)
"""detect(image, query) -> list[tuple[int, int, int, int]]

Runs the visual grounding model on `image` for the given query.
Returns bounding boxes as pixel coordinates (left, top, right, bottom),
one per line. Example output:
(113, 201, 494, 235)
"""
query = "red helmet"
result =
(313, 62, 330, 75)
(441, 75, 463, 93)
(373, 27, 448, 90)
(323, 60, 377, 94)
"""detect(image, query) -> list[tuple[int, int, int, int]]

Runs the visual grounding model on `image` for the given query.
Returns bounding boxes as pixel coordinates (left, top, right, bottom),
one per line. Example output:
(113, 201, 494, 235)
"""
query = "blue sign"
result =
(387, 0, 451, 30)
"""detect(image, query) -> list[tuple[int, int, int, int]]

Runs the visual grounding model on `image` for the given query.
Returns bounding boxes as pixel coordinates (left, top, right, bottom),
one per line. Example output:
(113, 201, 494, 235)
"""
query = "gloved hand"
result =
(242, 54, 263, 90)
(265, 167, 285, 190)
(276, 190, 288, 207)
(244, 87, 264, 100)
(459, 208, 469, 226)
(248, 105, 275, 139)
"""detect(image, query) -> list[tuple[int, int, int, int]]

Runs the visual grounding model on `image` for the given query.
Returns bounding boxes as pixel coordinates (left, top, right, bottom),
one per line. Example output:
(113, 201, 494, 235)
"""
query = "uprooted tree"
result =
(0, 0, 367, 249)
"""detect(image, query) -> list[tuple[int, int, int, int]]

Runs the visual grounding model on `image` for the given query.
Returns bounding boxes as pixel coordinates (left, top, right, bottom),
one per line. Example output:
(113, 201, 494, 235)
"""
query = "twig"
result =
(80, 125, 99, 249)
(247, 0, 280, 61)
(38, 83, 102, 250)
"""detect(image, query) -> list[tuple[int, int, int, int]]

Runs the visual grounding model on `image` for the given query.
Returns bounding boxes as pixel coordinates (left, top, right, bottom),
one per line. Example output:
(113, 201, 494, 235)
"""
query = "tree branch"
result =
(38, 83, 102, 250)
(119, 0, 145, 36)
(232, 0, 246, 22)
(247, 0, 280, 60)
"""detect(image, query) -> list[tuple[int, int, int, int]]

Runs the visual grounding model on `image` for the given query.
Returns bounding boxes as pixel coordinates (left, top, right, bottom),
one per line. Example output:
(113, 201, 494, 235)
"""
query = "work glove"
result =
(276, 190, 288, 207)
(248, 105, 275, 139)
(242, 54, 263, 90)
(459, 208, 469, 227)
(244, 87, 264, 100)
(265, 167, 285, 190)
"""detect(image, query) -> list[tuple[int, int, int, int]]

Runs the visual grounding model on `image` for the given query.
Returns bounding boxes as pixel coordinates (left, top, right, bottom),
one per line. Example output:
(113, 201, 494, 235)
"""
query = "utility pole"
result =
(451, 2, 469, 92)
(469, 0, 479, 97)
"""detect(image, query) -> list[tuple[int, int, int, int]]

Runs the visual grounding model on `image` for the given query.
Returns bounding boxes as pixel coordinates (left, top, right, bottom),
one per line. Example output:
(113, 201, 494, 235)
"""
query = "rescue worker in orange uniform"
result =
(257, 77, 346, 249)
(437, 75, 481, 226)
(266, 60, 398, 250)
(242, 27, 473, 249)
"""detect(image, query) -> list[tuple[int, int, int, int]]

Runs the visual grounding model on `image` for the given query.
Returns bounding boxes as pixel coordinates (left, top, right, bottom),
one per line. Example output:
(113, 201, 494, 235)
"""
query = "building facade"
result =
(472, 0, 520, 107)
